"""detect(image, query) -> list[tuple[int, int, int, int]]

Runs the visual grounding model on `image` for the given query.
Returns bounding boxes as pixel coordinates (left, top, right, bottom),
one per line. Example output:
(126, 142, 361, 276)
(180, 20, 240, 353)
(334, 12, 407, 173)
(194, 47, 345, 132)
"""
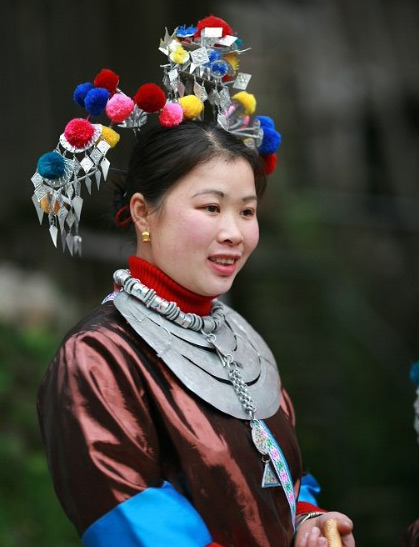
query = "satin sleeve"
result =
(280, 388, 297, 426)
(37, 320, 212, 545)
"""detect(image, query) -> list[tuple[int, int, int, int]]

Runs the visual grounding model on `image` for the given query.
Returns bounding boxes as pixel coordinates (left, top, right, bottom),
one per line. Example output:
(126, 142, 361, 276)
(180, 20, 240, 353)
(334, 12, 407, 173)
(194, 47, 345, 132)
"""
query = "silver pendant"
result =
(261, 461, 280, 488)
(251, 419, 281, 489)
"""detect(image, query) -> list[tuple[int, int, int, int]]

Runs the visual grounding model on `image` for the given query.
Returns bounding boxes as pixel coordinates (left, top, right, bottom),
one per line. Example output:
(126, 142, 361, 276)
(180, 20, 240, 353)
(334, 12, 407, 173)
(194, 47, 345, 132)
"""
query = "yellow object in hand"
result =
(323, 519, 343, 547)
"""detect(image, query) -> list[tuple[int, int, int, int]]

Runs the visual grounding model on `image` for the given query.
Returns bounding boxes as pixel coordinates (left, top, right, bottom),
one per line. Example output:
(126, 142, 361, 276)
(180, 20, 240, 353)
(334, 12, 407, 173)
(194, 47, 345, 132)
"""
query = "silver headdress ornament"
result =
(31, 14, 282, 255)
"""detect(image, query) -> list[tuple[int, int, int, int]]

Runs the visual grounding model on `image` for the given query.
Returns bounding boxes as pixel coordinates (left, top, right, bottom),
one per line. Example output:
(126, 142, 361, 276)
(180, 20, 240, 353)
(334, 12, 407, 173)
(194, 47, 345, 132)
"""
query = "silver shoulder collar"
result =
(113, 291, 281, 419)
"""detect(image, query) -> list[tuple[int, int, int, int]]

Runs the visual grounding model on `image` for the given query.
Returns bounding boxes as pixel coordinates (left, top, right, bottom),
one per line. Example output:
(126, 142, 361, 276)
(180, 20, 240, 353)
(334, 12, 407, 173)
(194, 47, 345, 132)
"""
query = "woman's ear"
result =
(130, 192, 150, 232)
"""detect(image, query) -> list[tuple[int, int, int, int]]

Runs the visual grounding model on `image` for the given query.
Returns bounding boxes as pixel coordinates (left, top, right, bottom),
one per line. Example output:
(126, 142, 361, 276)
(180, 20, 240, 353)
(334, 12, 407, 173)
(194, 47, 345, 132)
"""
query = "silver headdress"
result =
(31, 15, 282, 255)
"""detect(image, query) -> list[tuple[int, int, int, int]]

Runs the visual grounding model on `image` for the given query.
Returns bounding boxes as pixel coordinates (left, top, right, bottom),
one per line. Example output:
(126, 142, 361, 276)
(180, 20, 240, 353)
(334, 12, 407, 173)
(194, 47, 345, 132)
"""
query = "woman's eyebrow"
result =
(242, 195, 258, 203)
(192, 189, 225, 198)
(192, 190, 258, 202)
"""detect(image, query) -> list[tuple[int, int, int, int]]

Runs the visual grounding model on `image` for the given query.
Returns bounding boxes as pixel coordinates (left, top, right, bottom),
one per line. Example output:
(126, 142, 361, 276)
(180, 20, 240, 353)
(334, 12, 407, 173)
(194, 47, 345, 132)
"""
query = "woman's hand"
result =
(294, 512, 355, 547)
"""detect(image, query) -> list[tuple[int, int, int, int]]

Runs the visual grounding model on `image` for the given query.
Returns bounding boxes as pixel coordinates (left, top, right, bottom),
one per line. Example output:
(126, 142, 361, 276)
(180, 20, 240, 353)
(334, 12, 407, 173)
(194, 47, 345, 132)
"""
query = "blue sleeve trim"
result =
(82, 481, 212, 547)
(298, 473, 321, 505)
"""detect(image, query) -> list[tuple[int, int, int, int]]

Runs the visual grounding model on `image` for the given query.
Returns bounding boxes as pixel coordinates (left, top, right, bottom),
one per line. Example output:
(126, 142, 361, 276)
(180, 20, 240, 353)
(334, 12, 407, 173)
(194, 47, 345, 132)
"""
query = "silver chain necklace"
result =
(204, 332, 257, 417)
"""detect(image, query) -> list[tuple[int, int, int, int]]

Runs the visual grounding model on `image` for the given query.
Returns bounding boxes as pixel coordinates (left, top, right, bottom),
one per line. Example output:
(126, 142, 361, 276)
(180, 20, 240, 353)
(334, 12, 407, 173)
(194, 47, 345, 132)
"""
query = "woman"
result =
(37, 121, 355, 546)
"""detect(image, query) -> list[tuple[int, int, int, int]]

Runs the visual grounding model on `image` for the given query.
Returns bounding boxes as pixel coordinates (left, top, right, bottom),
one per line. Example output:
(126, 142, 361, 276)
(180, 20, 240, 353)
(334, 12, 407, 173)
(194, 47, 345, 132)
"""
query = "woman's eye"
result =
(205, 205, 220, 213)
(242, 208, 255, 217)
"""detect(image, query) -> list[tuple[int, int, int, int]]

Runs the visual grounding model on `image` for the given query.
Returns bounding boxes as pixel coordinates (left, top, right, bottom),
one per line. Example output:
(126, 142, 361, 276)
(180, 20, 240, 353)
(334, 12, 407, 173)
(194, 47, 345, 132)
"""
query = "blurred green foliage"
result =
(0, 322, 79, 546)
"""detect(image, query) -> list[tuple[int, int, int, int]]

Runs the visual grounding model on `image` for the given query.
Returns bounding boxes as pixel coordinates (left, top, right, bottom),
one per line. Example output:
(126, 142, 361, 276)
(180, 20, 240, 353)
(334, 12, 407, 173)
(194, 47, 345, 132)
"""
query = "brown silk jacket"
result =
(37, 302, 303, 546)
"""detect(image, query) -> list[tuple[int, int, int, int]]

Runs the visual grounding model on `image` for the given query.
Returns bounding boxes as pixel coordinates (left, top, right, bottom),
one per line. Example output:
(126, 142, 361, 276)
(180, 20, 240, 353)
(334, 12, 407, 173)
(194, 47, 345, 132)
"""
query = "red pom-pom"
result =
(94, 68, 119, 92)
(64, 118, 95, 148)
(261, 152, 278, 175)
(194, 15, 233, 38)
(134, 83, 166, 113)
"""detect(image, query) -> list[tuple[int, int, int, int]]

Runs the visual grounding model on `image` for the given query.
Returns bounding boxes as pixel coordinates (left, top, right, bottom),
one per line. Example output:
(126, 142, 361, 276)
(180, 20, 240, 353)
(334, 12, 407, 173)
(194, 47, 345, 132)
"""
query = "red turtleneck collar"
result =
(128, 256, 215, 316)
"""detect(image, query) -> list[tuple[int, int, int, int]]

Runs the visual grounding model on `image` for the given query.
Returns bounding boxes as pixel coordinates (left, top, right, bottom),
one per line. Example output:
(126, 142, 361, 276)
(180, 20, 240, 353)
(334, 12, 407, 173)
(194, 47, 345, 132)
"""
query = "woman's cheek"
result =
(247, 221, 259, 253)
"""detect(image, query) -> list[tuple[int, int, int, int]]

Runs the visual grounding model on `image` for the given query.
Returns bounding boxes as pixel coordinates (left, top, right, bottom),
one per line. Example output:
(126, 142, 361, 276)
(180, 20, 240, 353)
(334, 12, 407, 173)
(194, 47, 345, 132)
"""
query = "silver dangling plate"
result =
(261, 461, 281, 488)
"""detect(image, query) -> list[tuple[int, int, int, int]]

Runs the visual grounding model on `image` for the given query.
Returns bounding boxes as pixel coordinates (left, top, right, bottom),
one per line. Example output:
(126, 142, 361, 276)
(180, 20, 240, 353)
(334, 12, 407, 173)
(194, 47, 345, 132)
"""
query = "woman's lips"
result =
(208, 256, 239, 275)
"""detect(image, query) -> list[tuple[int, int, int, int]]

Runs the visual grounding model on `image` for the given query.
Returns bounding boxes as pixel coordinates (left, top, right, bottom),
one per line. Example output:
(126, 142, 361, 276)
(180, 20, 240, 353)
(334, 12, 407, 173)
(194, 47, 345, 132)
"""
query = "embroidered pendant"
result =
(253, 419, 297, 528)
(262, 460, 281, 488)
(251, 420, 268, 455)
(251, 419, 280, 489)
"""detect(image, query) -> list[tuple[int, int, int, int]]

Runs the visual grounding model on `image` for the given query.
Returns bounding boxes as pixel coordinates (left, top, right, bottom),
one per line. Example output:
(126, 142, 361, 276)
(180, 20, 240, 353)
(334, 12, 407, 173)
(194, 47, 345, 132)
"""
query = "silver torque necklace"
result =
(114, 269, 225, 333)
(113, 269, 284, 491)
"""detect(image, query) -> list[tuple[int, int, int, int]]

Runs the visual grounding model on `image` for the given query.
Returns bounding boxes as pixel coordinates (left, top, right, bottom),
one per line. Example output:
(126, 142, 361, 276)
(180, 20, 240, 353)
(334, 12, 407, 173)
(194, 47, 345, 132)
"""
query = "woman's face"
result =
(133, 156, 259, 296)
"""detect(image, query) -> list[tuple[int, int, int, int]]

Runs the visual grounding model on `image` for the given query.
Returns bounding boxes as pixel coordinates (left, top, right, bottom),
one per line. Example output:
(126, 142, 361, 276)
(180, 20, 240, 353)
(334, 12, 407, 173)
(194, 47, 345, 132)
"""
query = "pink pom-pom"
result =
(106, 93, 135, 122)
(159, 102, 184, 127)
(64, 118, 95, 148)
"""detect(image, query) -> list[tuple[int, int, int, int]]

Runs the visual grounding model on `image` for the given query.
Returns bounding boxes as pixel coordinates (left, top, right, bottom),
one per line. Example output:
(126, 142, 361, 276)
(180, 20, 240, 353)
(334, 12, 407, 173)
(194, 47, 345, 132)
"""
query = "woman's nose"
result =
(217, 214, 244, 245)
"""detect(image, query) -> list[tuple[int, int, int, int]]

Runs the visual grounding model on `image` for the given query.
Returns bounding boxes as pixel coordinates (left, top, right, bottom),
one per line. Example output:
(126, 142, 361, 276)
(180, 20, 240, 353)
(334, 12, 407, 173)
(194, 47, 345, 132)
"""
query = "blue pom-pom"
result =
(84, 87, 110, 116)
(73, 82, 95, 108)
(258, 127, 282, 154)
(210, 60, 228, 77)
(207, 48, 222, 63)
(37, 152, 66, 180)
(410, 362, 419, 387)
(235, 37, 243, 49)
(257, 115, 275, 129)
(176, 24, 197, 37)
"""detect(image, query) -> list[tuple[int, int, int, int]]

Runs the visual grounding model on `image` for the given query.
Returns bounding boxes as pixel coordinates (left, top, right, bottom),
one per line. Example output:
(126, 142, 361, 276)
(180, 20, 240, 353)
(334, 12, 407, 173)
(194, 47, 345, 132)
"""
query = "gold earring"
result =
(141, 231, 151, 243)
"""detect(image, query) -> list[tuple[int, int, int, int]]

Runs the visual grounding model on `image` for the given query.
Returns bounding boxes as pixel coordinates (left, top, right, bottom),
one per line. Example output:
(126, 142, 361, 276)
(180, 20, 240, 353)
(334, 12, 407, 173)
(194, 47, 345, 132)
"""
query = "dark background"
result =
(1, 1, 418, 545)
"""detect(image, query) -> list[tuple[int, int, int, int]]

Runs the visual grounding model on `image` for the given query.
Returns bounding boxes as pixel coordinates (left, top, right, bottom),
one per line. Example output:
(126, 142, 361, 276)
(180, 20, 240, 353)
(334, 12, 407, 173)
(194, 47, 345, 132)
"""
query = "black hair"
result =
(114, 121, 267, 218)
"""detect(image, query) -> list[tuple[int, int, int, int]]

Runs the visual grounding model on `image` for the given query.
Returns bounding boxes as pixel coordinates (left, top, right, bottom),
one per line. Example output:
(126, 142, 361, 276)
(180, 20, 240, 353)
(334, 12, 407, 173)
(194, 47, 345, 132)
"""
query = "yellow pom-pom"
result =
(179, 95, 204, 119)
(224, 53, 239, 73)
(232, 91, 257, 115)
(100, 126, 120, 148)
(171, 45, 189, 64)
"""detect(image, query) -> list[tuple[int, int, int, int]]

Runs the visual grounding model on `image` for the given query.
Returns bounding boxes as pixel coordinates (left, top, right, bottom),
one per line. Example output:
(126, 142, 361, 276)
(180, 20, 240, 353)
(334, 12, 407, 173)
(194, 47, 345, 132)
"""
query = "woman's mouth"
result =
(208, 256, 239, 275)
(209, 257, 236, 265)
